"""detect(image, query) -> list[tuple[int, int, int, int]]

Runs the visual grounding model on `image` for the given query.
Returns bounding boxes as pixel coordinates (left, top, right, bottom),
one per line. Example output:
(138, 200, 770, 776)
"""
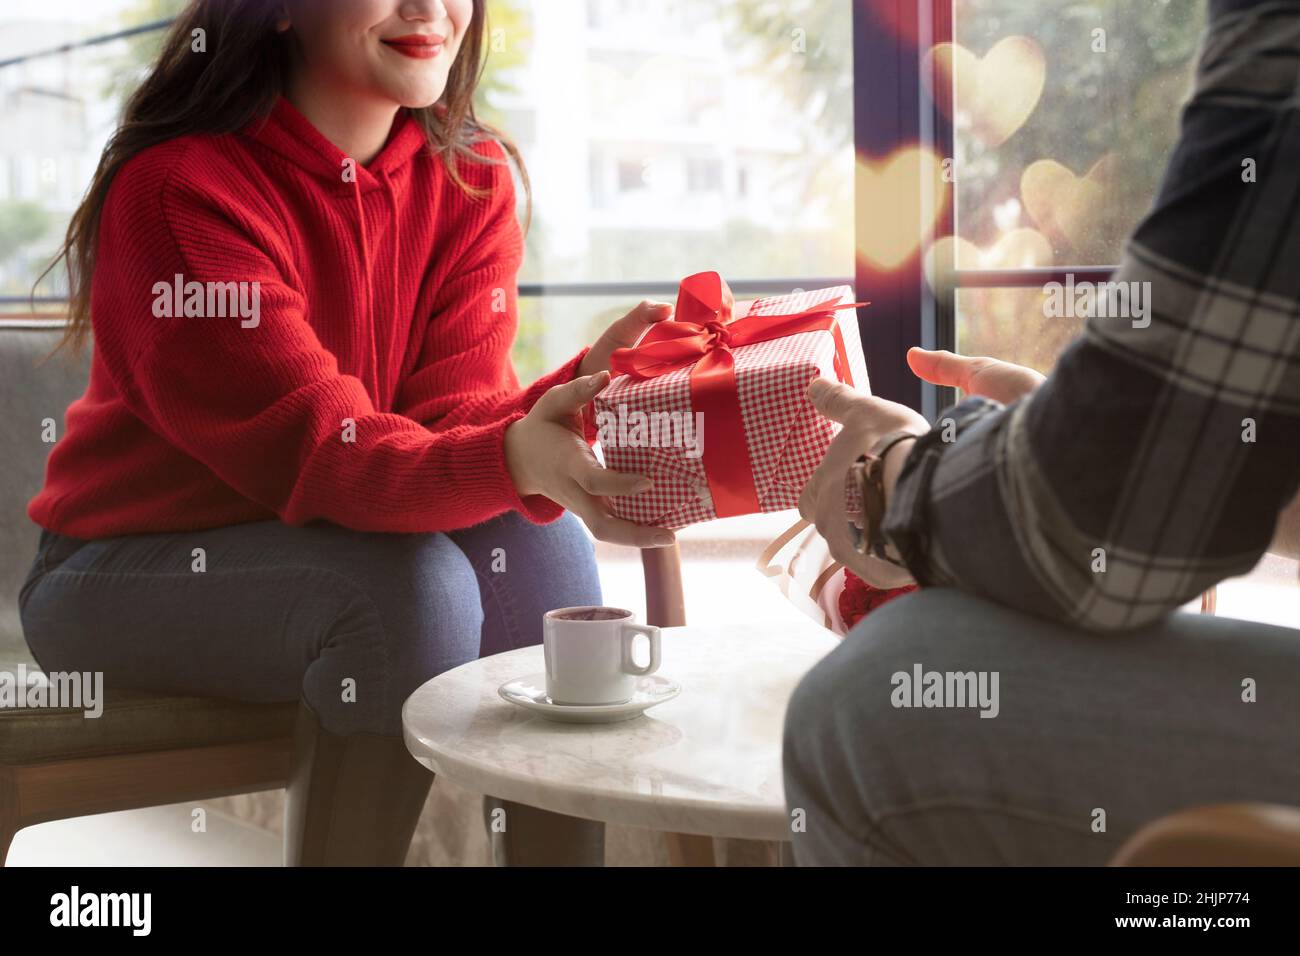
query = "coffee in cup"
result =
(543, 606, 661, 705)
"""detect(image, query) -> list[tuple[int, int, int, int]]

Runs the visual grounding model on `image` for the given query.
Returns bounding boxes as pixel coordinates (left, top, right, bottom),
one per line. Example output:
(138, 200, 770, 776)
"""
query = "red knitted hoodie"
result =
(29, 97, 587, 538)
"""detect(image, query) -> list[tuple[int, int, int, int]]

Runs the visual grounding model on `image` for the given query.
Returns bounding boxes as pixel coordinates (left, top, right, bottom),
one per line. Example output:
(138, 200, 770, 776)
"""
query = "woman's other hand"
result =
(800, 378, 929, 588)
(579, 300, 674, 378)
(907, 347, 1045, 404)
(505, 371, 676, 548)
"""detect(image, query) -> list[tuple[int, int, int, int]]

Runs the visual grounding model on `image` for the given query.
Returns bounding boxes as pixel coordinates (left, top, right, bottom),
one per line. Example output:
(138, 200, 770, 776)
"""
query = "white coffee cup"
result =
(542, 606, 661, 705)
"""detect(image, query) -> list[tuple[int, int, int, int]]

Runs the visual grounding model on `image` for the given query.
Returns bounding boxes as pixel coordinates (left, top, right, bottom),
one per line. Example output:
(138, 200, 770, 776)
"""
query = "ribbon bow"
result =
(608, 272, 867, 518)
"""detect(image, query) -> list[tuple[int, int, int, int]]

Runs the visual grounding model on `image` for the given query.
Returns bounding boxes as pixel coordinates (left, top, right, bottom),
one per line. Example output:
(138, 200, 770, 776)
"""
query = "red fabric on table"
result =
(838, 570, 918, 631)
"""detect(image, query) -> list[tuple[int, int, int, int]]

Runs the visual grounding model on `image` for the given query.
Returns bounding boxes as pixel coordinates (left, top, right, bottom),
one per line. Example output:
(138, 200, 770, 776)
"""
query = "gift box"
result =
(594, 271, 870, 529)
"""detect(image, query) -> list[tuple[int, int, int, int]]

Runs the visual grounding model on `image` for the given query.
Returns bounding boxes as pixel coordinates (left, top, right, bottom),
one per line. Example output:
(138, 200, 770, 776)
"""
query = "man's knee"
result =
(784, 599, 919, 810)
(784, 589, 1008, 852)
(788, 588, 952, 730)
(783, 610, 915, 864)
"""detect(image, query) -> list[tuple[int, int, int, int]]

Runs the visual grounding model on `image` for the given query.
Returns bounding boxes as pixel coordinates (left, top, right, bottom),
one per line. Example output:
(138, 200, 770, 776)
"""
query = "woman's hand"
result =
(800, 378, 930, 588)
(579, 300, 674, 378)
(505, 370, 677, 548)
(907, 347, 1045, 404)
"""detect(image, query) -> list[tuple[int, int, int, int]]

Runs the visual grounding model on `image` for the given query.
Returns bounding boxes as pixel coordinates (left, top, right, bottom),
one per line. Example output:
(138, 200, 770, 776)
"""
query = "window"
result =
(496, 0, 854, 384)
(685, 157, 722, 194)
(946, 0, 1206, 374)
(616, 158, 648, 193)
(488, 0, 855, 592)
(849, 0, 1207, 410)
(852, 1, 1295, 623)
(0, 0, 183, 312)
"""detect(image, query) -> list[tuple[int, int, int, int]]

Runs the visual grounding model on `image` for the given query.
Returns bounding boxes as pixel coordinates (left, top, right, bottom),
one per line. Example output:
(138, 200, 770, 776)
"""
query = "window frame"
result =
(852, 0, 1117, 416)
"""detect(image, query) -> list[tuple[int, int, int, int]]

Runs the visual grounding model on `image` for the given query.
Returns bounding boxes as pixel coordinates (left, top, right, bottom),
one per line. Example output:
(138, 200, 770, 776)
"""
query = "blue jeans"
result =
(18, 512, 601, 737)
(783, 588, 1300, 865)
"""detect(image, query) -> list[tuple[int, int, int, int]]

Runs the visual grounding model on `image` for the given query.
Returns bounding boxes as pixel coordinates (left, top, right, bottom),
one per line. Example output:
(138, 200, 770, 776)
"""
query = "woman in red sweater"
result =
(18, 0, 674, 865)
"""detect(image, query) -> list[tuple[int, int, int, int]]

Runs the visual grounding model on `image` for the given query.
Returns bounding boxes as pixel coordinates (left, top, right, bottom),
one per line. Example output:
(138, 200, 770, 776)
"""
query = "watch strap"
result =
(860, 430, 920, 566)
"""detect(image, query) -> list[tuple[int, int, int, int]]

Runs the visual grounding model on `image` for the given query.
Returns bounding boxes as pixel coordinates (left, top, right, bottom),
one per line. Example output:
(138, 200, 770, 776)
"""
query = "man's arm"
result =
(884, 0, 1300, 630)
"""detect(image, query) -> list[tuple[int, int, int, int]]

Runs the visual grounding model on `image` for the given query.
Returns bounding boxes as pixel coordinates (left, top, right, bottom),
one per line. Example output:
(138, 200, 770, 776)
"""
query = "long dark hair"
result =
(39, 0, 528, 355)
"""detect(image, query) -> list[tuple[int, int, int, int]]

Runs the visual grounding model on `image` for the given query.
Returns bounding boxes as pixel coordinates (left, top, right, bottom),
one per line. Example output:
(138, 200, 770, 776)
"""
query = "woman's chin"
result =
(381, 78, 449, 111)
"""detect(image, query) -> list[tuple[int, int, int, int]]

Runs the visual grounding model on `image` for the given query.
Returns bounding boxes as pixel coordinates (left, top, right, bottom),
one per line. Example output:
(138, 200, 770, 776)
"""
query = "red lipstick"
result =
(381, 34, 446, 59)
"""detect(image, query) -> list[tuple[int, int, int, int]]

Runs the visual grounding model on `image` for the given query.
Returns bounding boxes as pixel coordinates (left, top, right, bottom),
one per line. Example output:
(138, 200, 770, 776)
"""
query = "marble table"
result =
(402, 618, 839, 854)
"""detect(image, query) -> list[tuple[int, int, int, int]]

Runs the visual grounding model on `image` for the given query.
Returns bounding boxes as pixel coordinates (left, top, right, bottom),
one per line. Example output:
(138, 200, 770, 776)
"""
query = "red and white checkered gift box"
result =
(593, 273, 869, 530)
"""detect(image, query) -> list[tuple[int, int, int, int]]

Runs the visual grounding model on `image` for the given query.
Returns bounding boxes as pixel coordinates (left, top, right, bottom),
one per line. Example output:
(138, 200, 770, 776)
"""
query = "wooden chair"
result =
(0, 319, 302, 864)
(1111, 803, 1300, 866)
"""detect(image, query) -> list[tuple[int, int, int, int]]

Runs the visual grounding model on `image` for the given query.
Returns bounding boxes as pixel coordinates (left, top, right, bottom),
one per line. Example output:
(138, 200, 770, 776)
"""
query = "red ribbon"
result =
(609, 272, 868, 519)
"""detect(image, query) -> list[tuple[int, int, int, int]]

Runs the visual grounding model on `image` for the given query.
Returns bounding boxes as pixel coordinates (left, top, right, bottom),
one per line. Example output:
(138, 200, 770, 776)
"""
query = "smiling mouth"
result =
(381, 34, 446, 59)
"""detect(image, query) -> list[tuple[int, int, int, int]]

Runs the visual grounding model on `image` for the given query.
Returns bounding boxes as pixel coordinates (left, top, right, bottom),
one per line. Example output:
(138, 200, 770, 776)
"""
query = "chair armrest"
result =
(1111, 803, 1300, 866)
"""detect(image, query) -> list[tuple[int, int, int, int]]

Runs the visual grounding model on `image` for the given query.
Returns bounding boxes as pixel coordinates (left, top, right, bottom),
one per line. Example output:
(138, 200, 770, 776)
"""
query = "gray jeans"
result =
(783, 588, 1300, 865)
(19, 511, 601, 738)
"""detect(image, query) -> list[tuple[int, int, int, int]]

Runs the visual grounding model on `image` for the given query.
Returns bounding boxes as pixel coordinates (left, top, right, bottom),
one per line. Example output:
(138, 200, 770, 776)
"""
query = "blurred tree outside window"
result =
(949, 0, 1206, 372)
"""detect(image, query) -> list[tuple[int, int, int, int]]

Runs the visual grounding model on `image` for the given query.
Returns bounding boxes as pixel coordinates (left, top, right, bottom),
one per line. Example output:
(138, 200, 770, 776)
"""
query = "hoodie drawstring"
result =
(351, 174, 382, 401)
(381, 169, 401, 382)
(249, 98, 427, 408)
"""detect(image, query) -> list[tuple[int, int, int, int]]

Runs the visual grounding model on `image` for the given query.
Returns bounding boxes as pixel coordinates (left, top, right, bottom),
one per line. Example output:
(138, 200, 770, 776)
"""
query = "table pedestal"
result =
(482, 796, 605, 866)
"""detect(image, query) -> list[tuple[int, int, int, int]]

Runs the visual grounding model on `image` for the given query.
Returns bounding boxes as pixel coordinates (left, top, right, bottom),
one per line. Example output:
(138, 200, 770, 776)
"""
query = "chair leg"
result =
(0, 767, 17, 867)
(283, 698, 433, 866)
(641, 543, 686, 628)
(665, 831, 715, 866)
(716, 837, 779, 866)
(482, 796, 605, 866)
(0, 825, 15, 867)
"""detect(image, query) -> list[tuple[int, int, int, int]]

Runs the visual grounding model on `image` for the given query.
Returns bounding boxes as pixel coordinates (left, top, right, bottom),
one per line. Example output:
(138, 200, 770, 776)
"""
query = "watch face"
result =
(846, 457, 869, 553)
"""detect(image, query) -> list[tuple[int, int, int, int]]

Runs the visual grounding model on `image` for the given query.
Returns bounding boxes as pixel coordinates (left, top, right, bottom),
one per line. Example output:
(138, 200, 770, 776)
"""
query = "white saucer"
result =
(498, 673, 681, 723)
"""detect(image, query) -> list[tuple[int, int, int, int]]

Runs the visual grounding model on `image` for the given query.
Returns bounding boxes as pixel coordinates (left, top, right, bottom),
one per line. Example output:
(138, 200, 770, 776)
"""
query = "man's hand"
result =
(907, 347, 1045, 404)
(800, 378, 929, 588)
(579, 300, 674, 378)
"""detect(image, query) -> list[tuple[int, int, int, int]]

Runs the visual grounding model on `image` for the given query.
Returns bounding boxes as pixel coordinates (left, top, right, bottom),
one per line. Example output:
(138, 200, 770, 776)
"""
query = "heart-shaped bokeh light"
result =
(923, 228, 1052, 291)
(1020, 155, 1117, 256)
(926, 37, 1046, 148)
(855, 147, 949, 270)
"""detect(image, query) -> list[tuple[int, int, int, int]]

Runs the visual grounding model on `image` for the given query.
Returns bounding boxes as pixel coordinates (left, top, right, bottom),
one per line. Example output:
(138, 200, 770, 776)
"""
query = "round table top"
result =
(402, 617, 839, 841)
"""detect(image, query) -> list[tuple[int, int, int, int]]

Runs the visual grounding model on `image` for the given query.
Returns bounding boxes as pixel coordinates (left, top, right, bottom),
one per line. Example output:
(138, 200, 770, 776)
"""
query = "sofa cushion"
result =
(0, 322, 297, 763)
(0, 656, 297, 764)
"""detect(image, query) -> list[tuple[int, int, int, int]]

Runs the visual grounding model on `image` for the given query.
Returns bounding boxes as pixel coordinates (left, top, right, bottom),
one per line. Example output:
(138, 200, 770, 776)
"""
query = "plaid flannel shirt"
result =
(884, 0, 1300, 631)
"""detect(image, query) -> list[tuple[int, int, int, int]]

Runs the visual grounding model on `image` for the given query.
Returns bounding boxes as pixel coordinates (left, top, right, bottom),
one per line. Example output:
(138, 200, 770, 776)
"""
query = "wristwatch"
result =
(846, 430, 919, 565)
